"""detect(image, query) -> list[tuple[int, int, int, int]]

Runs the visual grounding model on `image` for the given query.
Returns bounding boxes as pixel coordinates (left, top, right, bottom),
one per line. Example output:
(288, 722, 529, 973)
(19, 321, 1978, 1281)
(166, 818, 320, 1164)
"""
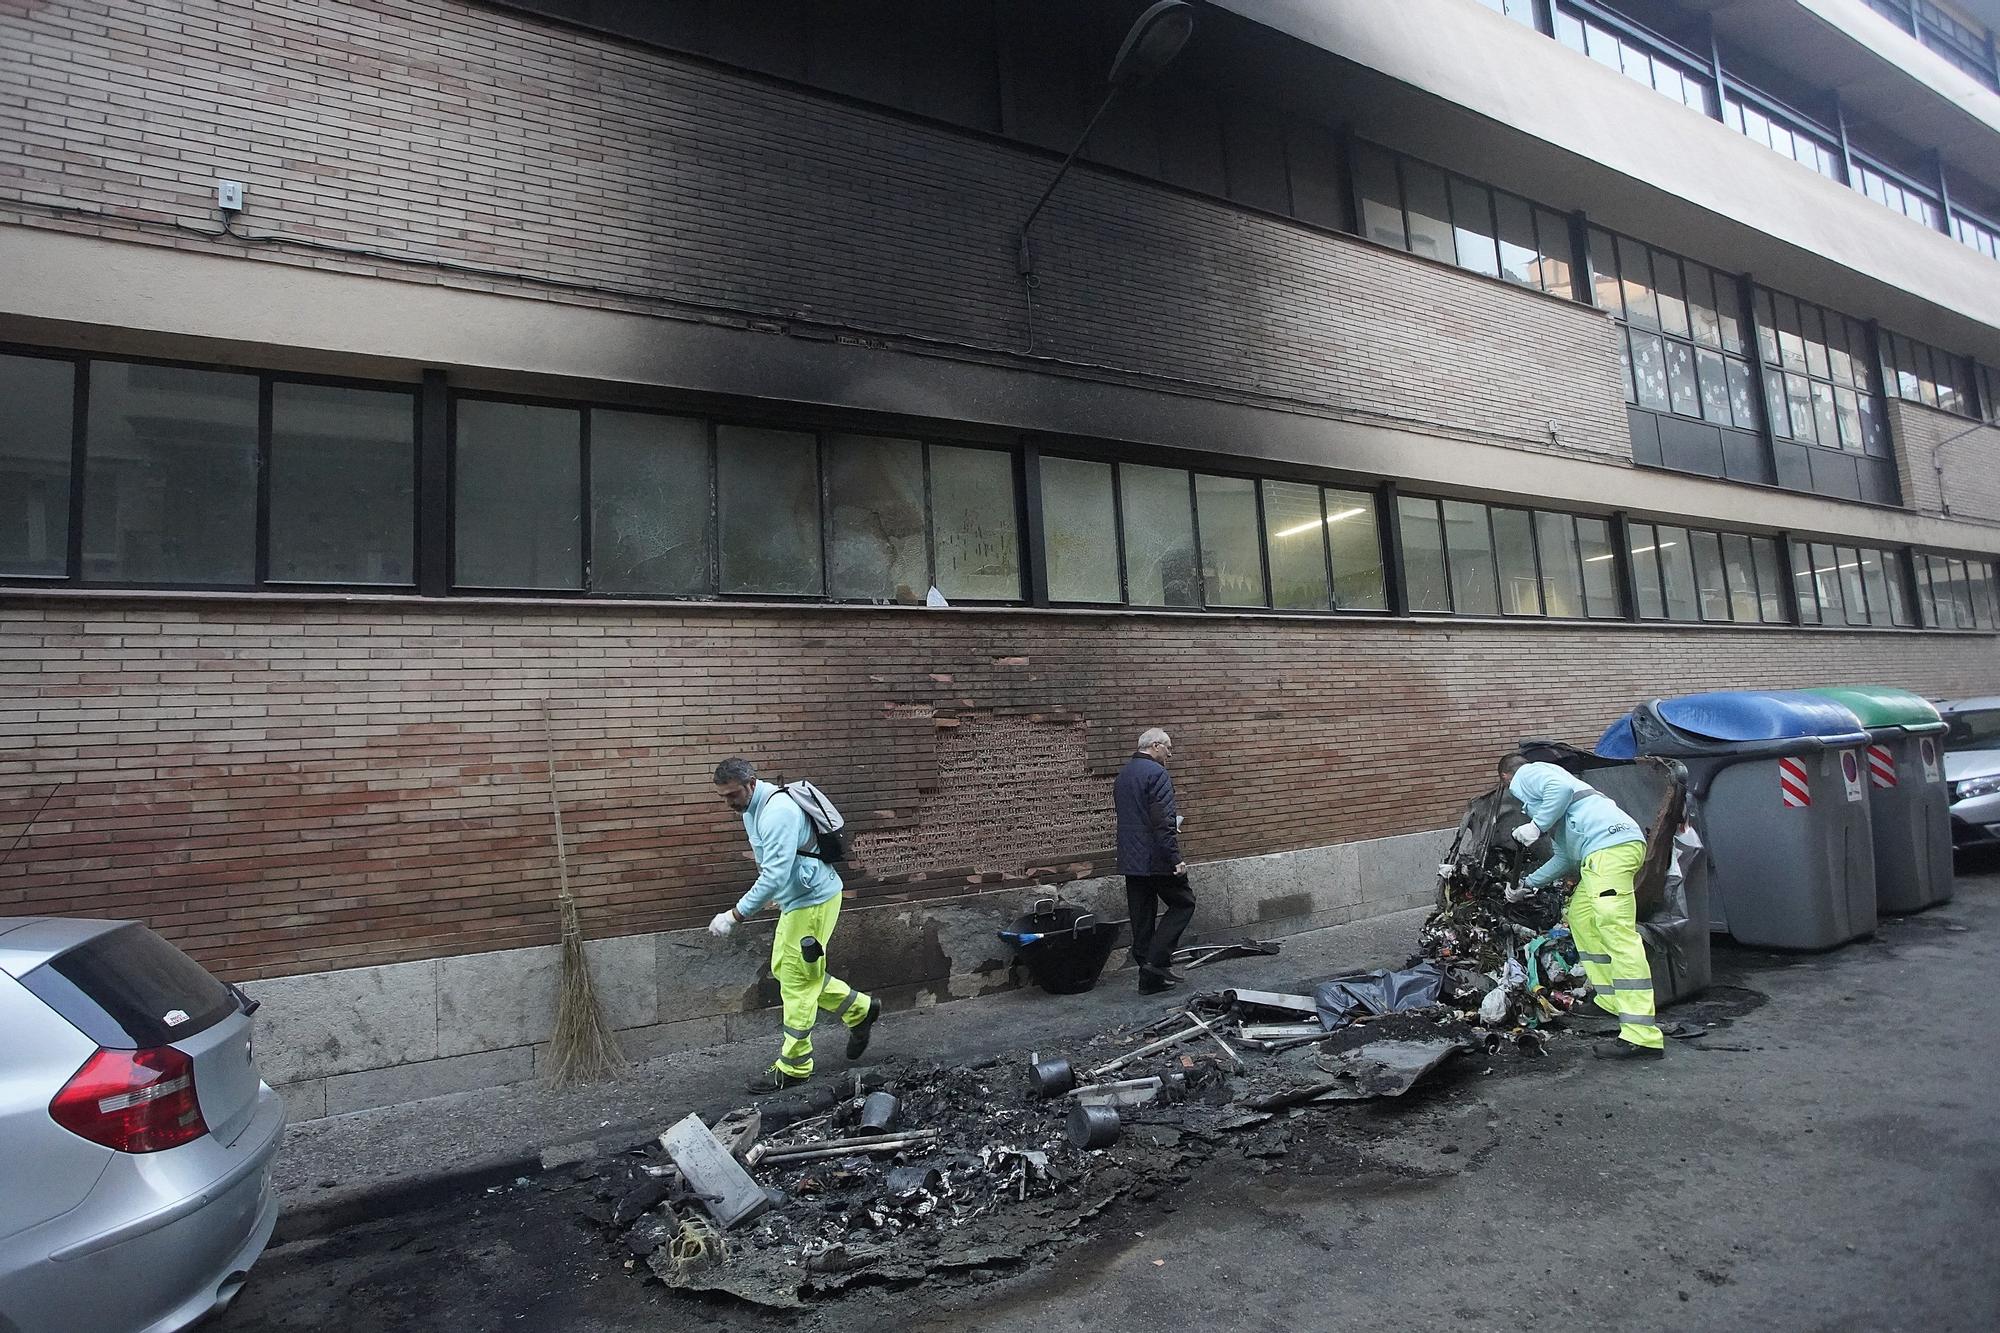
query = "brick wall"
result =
(2, 595, 1994, 981)
(1889, 400, 2000, 526)
(0, 0, 1630, 459)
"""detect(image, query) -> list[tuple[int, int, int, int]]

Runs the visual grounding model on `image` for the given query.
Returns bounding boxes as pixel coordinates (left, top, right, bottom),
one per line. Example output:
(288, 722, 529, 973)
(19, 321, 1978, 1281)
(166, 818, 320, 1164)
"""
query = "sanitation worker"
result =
(708, 757, 879, 1093)
(1497, 754, 1663, 1060)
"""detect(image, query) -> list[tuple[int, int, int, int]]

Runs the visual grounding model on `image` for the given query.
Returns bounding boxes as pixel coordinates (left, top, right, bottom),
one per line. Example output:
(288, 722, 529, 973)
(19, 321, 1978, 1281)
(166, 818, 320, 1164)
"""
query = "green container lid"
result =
(1804, 685, 1947, 735)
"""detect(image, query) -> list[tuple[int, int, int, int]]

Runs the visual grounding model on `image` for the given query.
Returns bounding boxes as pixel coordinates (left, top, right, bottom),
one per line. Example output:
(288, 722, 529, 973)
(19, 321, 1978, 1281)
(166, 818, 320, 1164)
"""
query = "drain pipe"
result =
(1930, 417, 1995, 516)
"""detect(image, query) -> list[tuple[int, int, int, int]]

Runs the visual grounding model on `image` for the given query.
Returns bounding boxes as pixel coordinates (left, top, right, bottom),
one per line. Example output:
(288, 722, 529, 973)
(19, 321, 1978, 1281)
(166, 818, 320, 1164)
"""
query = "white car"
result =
(0, 917, 286, 1333)
(1937, 697, 2000, 852)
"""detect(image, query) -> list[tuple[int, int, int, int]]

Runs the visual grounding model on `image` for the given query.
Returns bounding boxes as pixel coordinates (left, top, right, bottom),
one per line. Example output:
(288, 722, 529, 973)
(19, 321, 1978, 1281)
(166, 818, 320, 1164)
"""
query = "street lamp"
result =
(1015, 1, 1195, 321)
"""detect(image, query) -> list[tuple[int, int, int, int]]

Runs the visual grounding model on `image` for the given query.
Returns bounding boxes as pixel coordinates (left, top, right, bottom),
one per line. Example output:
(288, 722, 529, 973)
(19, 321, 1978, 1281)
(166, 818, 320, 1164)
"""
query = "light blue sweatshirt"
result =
(736, 780, 843, 918)
(1507, 762, 1645, 889)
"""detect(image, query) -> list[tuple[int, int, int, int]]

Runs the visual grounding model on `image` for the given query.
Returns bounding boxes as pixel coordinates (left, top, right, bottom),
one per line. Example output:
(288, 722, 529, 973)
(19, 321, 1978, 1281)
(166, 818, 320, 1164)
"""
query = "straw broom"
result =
(540, 699, 626, 1087)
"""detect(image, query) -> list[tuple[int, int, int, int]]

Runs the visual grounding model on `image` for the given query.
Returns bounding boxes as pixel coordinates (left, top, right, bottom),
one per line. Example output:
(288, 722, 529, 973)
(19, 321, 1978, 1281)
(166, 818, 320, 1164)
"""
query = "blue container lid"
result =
(1595, 715, 1638, 759)
(1655, 690, 1868, 744)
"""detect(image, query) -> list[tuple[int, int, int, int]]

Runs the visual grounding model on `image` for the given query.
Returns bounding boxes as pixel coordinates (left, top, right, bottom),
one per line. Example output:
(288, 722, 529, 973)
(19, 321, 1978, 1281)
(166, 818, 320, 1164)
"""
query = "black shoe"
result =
(746, 1066, 810, 1093)
(846, 999, 880, 1060)
(1594, 1040, 1665, 1061)
(1137, 968, 1183, 995)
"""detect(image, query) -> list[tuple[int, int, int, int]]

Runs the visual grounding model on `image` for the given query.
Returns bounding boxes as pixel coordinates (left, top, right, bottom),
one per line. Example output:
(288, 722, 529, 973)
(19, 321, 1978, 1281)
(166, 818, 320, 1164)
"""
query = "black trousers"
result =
(1125, 873, 1196, 973)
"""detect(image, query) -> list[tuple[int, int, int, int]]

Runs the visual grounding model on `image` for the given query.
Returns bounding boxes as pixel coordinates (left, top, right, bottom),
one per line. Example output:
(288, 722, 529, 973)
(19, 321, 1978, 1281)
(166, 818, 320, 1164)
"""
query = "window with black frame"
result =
(1589, 230, 1761, 433)
(1552, 2, 1716, 115)
(1398, 496, 1622, 619)
(1953, 210, 2000, 262)
(1879, 331, 1978, 418)
(1040, 459, 1387, 612)
(1350, 141, 1576, 298)
(1626, 521, 1789, 624)
(1790, 540, 1917, 627)
(0, 351, 75, 580)
(1915, 551, 2000, 629)
(451, 397, 1023, 603)
(1751, 289, 1889, 453)
(1854, 157, 1943, 229)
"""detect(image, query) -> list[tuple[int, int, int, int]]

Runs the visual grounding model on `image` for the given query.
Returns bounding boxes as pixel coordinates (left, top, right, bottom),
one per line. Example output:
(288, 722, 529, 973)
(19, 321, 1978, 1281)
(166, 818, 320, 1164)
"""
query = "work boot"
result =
(1593, 1040, 1665, 1061)
(846, 999, 880, 1060)
(745, 1066, 810, 1093)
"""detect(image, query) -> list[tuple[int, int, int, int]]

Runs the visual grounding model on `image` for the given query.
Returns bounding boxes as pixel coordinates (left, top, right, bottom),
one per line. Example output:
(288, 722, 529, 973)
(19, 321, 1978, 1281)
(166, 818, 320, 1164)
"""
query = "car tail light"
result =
(49, 1046, 208, 1153)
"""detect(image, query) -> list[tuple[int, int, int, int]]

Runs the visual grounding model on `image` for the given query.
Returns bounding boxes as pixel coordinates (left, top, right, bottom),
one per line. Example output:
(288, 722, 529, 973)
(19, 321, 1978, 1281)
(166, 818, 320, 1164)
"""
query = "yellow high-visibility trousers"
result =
(1565, 841, 1663, 1051)
(768, 895, 871, 1080)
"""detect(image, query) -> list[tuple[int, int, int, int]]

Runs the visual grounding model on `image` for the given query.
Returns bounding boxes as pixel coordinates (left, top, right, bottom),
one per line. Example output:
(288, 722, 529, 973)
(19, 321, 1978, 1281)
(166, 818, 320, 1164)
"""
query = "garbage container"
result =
(998, 900, 1122, 995)
(1803, 685, 1954, 914)
(1595, 690, 1875, 951)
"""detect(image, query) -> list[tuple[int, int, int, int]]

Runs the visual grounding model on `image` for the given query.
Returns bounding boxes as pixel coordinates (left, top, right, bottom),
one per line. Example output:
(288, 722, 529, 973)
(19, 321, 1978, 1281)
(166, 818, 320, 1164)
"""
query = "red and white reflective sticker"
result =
(1840, 750, 1865, 803)
(1779, 756, 1811, 808)
(1920, 737, 1942, 784)
(1866, 744, 1897, 789)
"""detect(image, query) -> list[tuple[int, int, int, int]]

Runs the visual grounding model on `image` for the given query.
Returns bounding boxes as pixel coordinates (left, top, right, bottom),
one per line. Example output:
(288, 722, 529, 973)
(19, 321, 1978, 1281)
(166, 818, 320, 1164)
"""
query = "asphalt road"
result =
(216, 857, 2000, 1333)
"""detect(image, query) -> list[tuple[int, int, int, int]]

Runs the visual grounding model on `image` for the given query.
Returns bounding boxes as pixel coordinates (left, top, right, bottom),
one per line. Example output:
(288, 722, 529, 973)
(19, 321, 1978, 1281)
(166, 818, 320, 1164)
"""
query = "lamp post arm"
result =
(1017, 90, 1125, 274)
(1930, 416, 1994, 516)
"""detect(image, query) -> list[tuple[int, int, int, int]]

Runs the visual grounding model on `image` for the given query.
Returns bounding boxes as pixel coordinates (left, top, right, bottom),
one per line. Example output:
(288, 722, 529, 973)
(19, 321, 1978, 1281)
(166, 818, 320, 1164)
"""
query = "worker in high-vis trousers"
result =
(1498, 754, 1664, 1060)
(708, 757, 879, 1093)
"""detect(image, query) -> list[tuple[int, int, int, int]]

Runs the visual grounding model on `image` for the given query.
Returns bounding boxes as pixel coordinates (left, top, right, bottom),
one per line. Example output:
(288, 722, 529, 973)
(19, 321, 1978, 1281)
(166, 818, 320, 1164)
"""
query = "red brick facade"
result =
(2, 596, 1992, 980)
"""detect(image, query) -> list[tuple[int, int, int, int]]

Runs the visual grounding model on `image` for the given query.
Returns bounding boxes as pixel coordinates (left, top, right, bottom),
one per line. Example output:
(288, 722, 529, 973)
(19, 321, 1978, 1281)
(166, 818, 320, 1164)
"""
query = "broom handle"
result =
(540, 700, 572, 900)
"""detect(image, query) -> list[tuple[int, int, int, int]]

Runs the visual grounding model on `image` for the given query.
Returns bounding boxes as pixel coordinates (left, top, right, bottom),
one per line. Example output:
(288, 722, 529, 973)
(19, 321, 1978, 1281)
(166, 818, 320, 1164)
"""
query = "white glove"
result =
(1510, 822, 1540, 848)
(708, 911, 735, 938)
(1504, 883, 1536, 903)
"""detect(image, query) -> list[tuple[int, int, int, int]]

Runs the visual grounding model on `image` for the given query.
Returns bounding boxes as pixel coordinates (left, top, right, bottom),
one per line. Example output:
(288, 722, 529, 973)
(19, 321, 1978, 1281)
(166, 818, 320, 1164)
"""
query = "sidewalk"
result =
(271, 904, 1432, 1237)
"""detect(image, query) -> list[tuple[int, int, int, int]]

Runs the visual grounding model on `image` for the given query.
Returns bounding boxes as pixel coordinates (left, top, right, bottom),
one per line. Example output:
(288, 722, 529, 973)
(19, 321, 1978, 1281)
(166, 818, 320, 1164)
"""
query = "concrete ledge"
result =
(244, 826, 1453, 1119)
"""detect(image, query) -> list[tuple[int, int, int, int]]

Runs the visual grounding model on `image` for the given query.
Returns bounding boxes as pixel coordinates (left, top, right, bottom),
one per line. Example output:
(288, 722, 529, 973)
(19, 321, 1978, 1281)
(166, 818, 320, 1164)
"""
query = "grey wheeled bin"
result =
(1595, 690, 1876, 950)
(1805, 686, 1954, 913)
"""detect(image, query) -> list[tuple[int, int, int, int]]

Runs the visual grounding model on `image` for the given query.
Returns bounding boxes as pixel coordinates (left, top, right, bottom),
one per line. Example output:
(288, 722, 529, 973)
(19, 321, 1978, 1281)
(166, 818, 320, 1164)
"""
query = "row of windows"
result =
(4, 348, 1996, 635)
(1791, 541, 1917, 627)
(1398, 497, 1623, 619)
(1753, 290, 1891, 454)
(1589, 229, 1759, 431)
(1038, 460, 1386, 612)
(1486, 0, 1999, 260)
(1917, 551, 2000, 628)
(1954, 210, 2000, 261)
(1628, 522, 1790, 625)
(1350, 141, 1575, 297)
(1880, 331, 1976, 417)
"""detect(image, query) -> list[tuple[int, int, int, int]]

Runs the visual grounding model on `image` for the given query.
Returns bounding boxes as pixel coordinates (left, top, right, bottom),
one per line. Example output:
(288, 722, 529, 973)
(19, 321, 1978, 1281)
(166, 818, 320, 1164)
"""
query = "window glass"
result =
(1495, 194, 1539, 287)
(1261, 479, 1330, 610)
(1800, 305, 1831, 380)
(1448, 176, 1500, 278)
(1811, 382, 1843, 452)
(1533, 208, 1574, 296)
(1665, 341, 1701, 417)
(269, 383, 415, 586)
(455, 399, 584, 591)
(717, 425, 821, 595)
(1656, 524, 1699, 620)
(1400, 161, 1456, 264)
(1653, 254, 1691, 339)
(1353, 141, 1405, 250)
(1195, 473, 1265, 607)
(1492, 507, 1540, 615)
(84, 361, 258, 585)
(1968, 561, 1998, 628)
(1326, 488, 1386, 610)
(1118, 464, 1199, 608)
(587, 411, 709, 596)
(1946, 558, 1974, 627)
(1397, 496, 1450, 612)
(1686, 265, 1721, 347)
(929, 445, 1020, 601)
(1697, 349, 1733, 424)
(1040, 456, 1120, 603)
(1442, 499, 1499, 615)
(1856, 548, 1897, 627)
(1721, 533, 1760, 623)
(1792, 542, 1822, 624)
(1727, 359, 1760, 430)
(1617, 236, 1659, 330)
(1714, 277, 1745, 355)
(0, 353, 75, 578)
(1630, 332, 1670, 410)
(1809, 543, 1847, 624)
(1690, 530, 1730, 621)
(1577, 517, 1621, 618)
(1629, 521, 1666, 619)
(1751, 537, 1786, 623)
(825, 433, 926, 602)
(1835, 545, 1870, 625)
(1535, 510, 1585, 617)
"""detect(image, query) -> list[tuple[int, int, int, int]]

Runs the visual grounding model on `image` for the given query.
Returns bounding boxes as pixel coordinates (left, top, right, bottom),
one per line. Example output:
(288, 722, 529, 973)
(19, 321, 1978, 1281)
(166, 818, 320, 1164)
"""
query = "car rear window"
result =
(1945, 710, 2000, 751)
(18, 924, 236, 1049)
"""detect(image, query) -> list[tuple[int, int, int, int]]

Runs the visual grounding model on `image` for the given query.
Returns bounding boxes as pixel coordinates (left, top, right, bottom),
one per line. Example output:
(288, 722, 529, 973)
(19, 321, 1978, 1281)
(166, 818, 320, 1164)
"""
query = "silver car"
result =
(1938, 697, 2000, 851)
(0, 918, 286, 1333)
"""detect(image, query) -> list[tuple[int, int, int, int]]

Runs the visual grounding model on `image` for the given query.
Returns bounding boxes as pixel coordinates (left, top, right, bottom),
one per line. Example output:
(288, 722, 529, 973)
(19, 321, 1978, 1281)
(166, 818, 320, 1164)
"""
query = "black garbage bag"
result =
(1310, 962, 1447, 1032)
